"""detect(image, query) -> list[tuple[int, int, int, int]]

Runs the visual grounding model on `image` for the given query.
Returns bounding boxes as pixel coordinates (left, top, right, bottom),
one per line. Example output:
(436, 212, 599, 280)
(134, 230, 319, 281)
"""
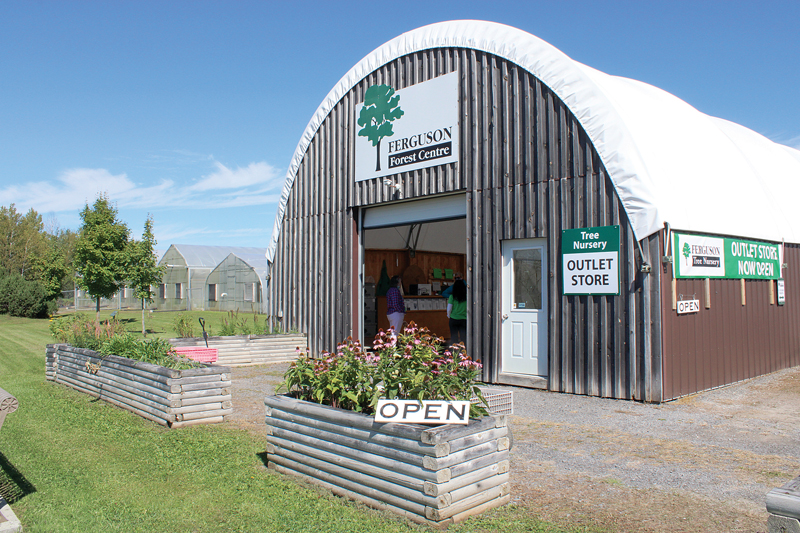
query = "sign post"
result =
(562, 225, 620, 295)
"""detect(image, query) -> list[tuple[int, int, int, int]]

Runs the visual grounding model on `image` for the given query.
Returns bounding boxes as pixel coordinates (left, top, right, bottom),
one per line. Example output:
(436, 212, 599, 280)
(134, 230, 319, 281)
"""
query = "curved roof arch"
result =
(161, 244, 267, 269)
(268, 20, 800, 261)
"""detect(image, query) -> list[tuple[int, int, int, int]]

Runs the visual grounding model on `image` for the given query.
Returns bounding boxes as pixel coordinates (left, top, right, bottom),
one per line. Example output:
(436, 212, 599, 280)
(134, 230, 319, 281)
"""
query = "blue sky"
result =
(2, 1, 798, 249)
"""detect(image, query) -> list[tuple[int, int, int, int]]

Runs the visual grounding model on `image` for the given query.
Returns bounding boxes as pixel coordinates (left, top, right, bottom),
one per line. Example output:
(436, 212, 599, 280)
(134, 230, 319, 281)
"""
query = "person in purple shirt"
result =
(386, 275, 405, 338)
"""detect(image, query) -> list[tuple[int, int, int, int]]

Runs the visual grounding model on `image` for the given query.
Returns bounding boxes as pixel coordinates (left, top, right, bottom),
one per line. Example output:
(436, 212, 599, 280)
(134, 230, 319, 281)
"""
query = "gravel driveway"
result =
(229, 362, 800, 533)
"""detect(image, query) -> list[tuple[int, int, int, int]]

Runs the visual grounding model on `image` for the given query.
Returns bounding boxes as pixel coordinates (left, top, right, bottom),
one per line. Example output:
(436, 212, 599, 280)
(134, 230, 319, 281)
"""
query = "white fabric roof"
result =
(226, 252, 268, 281)
(268, 20, 800, 262)
(162, 244, 267, 269)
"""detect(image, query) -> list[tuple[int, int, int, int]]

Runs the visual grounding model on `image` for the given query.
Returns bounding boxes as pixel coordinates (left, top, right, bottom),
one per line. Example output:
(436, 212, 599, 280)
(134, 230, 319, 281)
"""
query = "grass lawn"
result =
(53, 309, 259, 340)
(0, 314, 599, 533)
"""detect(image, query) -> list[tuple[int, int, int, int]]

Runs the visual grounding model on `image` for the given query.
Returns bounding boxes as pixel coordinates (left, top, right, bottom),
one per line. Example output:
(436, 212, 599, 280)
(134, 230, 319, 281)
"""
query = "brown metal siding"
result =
(661, 241, 800, 400)
(268, 47, 663, 401)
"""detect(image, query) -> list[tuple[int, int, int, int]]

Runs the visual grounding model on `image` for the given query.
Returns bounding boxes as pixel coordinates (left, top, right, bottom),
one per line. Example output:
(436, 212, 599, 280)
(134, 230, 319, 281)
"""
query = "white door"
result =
(501, 239, 548, 376)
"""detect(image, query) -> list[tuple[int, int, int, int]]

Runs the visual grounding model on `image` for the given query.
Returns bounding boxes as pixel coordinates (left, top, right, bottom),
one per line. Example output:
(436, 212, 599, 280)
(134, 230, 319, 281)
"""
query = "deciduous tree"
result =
(127, 216, 164, 336)
(74, 195, 130, 320)
(0, 204, 47, 278)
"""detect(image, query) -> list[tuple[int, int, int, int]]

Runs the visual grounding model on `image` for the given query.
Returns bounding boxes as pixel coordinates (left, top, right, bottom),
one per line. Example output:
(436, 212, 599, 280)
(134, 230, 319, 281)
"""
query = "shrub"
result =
(218, 311, 238, 336)
(280, 322, 488, 418)
(261, 316, 285, 335)
(50, 313, 198, 370)
(0, 274, 56, 318)
(173, 313, 195, 338)
(100, 334, 197, 370)
(50, 313, 127, 351)
(217, 310, 275, 336)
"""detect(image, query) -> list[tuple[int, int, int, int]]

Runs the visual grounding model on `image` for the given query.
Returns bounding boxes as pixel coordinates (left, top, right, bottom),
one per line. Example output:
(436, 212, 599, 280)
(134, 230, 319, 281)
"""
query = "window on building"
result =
(175, 283, 183, 300)
(208, 284, 217, 301)
(244, 282, 254, 302)
(159, 284, 166, 299)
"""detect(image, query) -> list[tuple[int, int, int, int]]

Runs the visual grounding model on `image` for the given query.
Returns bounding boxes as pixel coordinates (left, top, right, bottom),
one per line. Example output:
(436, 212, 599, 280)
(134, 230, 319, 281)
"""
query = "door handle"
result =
(502, 314, 508, 321)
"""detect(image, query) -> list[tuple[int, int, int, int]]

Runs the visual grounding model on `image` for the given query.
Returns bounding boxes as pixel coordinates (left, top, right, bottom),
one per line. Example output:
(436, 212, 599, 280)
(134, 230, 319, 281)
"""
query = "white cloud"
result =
(0, 158, 284, 216)
(191, 161, 280, 192)
(0, 168, 138, 213)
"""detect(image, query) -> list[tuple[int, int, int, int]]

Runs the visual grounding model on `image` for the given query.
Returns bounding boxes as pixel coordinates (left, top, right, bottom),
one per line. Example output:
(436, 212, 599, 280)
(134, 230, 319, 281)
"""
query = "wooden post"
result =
(671, 279, 677, 310)
(769, 280, 775, 305)
(704, 278, 711, 309)
(741, 279, 746, 306)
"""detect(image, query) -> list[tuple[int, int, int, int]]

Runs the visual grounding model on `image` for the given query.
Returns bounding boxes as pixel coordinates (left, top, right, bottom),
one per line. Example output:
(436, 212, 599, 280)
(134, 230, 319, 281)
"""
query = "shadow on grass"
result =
(0, 451, 36, 504)
(256, 451, 270, 468)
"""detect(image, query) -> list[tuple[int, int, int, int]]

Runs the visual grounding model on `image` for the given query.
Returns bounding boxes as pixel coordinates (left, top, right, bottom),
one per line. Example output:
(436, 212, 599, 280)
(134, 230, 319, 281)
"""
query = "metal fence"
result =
(59, 288, 153, 312)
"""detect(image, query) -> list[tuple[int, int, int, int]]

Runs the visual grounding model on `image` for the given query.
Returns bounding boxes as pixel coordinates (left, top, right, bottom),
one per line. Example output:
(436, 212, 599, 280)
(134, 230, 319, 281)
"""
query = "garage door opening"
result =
(361, 213, 466, 346)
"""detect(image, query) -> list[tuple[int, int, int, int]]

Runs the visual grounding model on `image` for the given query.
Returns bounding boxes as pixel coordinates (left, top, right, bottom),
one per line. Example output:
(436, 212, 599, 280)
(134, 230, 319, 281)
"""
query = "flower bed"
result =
(46, 344, 232, 428)
(168, 334, 307, 367)
(267, 324, 510, 525)
(265, 395, 510, 526)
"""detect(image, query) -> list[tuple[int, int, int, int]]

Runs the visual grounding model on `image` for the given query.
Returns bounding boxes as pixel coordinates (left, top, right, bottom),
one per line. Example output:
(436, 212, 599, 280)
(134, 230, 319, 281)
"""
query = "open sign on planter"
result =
(375, 399, 470, 424)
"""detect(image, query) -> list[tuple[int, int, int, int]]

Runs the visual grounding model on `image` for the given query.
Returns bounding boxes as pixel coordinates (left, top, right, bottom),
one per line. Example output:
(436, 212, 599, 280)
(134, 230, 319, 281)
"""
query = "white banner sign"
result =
(355, 71, 459, 182)
(677, 299, 700, 315)
(374, 399, 470, 425)
(674, 234, 726, 277)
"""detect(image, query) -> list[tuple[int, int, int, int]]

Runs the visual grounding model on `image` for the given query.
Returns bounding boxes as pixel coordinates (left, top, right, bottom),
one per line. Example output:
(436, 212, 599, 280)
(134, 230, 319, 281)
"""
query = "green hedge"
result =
(0, 273, 56, 318)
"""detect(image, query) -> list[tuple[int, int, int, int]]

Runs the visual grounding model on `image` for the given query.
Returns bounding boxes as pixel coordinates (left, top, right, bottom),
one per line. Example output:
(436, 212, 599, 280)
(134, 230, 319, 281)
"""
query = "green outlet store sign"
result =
(562, 225, 620, 295)
(672, 232, 782, 280)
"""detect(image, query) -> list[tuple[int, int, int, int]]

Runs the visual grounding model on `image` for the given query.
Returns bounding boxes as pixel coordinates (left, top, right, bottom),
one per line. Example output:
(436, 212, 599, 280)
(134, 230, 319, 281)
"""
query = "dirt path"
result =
(228, 363, 800, 533)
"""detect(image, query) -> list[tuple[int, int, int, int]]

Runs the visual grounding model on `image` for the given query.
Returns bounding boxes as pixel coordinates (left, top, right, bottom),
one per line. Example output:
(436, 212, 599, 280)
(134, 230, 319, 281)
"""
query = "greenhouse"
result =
(205, 252, 267, 313)
(157, 244, 267, 311)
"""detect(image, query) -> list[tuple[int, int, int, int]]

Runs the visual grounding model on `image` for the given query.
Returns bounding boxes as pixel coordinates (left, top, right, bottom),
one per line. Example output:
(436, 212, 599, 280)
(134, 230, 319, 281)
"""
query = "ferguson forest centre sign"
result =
(354, 71, 459, 182)
(562, 225, 620, 295)
(673, 232, 782, 280)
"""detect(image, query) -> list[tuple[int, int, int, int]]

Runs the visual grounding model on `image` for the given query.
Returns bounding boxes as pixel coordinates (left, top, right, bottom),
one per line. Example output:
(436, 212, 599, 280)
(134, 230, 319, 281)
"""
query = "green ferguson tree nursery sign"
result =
(673, 232, 782, 280)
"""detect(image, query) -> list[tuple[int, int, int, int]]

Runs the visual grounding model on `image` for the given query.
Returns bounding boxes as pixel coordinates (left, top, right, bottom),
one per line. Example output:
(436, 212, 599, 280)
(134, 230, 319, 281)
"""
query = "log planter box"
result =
(169, 333, 308, 367)
(264, 395, 511, 527)
(766, 475, 800, 533)
(46, 344, 232, 428)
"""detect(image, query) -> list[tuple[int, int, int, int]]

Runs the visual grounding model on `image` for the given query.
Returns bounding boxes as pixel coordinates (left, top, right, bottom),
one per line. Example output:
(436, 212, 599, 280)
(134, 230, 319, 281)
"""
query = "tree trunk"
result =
(141, 299, 146, 337)
(95, 296, 100, 324)
(375, 138, 381, 172)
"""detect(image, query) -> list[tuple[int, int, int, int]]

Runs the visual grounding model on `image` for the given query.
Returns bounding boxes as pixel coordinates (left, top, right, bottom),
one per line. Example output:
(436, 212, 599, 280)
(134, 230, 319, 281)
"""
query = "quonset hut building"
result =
(265, 20, 800, 402)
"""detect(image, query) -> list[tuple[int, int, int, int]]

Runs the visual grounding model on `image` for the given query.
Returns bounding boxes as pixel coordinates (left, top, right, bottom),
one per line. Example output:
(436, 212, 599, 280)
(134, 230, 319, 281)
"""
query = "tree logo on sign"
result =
(357, 84, 404, 172)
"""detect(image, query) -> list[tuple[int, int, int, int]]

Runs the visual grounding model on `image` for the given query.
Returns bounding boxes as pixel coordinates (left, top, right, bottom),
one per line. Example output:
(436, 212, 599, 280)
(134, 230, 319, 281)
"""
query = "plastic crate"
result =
(173, 346, 218, 364)
(471, 387, 513, 415)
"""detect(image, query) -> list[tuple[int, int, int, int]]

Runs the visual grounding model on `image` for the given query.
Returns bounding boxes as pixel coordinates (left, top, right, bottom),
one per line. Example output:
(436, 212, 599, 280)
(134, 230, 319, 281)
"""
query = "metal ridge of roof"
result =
(267, 20, 800, 263)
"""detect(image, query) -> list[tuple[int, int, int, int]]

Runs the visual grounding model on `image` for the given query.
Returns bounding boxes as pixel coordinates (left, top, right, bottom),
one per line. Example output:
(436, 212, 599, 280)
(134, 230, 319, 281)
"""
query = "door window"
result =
(513, 248, 542, 310)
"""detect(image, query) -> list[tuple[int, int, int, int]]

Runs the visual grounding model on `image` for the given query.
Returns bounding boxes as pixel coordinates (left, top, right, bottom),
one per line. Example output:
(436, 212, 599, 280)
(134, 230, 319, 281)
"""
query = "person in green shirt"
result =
(447, 279, 467, 345)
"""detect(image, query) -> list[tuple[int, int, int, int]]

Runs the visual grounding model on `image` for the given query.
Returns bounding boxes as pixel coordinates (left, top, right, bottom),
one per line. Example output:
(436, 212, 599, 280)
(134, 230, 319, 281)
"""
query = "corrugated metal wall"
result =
(268, 47, 663, 401)
(661, 242, 800, 401)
